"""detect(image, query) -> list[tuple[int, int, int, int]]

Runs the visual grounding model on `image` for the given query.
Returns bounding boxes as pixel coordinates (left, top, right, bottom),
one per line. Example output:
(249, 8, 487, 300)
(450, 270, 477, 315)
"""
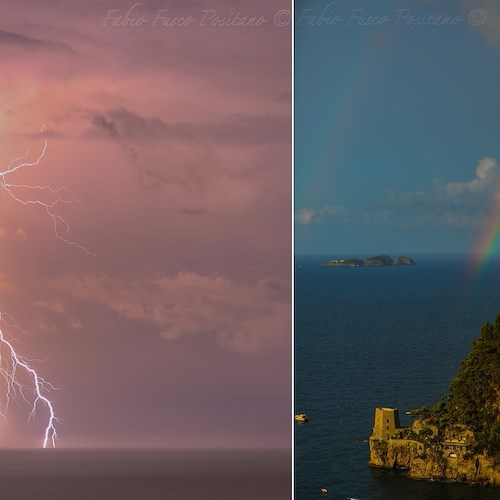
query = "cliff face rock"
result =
(369, 420, 500, 486)
(369, 436, 421, 470)
(409, 450, 499, 485)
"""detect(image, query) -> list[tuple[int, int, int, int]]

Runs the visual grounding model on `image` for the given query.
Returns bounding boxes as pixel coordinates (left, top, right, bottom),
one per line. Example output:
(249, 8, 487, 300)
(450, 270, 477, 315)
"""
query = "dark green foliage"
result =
(418, 427, 433, 440)
(404, 429, 419, 440)
(365, 255, 394, 265)
(431, 314, 500, 455)
(407, 406, 431, 418)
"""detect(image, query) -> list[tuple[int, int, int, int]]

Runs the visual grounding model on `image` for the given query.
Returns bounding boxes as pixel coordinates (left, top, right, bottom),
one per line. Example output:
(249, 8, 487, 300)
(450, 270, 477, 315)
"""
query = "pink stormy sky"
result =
(0, 0, 291, 448)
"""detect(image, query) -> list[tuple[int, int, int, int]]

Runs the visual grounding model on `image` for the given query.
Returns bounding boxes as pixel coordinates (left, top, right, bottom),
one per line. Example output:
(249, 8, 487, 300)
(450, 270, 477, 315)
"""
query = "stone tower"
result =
(372, 407, 401, 440)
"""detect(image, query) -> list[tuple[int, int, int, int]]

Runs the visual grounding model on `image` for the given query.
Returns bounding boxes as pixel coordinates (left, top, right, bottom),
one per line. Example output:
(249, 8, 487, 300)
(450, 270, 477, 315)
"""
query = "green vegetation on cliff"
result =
(369, 315, 500, 485)
(365, 255, 394, 266)
(429, 314, 500, 455)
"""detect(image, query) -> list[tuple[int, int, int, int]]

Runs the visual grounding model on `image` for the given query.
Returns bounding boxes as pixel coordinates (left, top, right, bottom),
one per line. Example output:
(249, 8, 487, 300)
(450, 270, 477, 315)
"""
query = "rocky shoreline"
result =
(368, 315, 500, 486)
(369, 413, 499, 486)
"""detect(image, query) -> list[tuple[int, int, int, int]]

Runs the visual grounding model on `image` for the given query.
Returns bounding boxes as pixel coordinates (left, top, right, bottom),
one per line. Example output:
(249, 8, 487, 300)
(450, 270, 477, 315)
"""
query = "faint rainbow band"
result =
(470, 187, 500, 275)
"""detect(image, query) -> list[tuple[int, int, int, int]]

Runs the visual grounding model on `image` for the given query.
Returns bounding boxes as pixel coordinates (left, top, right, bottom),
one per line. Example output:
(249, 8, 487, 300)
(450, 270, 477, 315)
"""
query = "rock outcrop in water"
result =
(369, 314, 500, 486)
(320, 255, 415, 267)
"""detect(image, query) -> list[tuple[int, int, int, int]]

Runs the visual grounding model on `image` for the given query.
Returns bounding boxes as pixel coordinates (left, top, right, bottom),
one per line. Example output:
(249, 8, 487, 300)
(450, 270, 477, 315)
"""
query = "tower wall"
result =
(372, 407, 401, 440)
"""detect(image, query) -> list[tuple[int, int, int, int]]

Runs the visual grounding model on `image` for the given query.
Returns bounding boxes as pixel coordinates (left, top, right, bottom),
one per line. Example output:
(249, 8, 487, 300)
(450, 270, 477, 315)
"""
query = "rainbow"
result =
(299, 35, 382, 208)
(470, 189, 500, 276)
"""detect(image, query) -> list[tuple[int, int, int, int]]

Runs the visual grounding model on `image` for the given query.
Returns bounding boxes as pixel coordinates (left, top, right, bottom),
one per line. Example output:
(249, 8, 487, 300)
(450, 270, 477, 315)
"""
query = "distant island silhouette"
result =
(320, 255, 415, 267)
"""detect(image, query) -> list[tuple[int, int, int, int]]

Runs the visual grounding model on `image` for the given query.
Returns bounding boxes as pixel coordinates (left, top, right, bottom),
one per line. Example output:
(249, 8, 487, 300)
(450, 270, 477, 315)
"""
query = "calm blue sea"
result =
(295, 254, 500, 500)
(0, 449, 290, 499)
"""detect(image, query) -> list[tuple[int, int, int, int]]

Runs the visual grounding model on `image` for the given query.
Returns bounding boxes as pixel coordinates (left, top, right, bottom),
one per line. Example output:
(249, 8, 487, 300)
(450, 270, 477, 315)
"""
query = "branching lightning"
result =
(0, 126, 91, 447)
(0, 125, 95, 256)
(0, 313, 59, 448)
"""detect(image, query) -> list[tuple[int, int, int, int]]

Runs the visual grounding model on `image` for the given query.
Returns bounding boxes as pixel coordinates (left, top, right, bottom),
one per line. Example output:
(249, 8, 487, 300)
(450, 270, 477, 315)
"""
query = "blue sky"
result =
(295, 0, 500, 255)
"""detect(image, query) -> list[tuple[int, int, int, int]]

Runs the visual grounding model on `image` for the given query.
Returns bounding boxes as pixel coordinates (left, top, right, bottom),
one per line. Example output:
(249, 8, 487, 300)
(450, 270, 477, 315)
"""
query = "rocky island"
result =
(369, 314, 500, 486)
(320, 255, 415, 267)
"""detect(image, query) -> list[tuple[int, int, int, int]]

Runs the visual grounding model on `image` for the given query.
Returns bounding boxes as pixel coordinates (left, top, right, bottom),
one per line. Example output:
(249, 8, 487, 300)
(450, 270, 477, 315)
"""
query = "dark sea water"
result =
(295, 254, 500, 500)
(0, 449, 290, 499)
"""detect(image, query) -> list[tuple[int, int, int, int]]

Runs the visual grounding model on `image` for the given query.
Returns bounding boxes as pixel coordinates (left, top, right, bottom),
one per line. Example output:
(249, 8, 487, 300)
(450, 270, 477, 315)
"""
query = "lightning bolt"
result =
(0, 313, 58, 448)
(0, 126, 92, 447)
(0, 125, 95, 256)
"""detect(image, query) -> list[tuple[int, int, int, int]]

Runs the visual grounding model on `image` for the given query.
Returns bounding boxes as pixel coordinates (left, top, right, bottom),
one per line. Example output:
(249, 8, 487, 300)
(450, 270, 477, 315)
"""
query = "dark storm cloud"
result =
(86, 108, 290, 147)
(0, 30, 77, 54)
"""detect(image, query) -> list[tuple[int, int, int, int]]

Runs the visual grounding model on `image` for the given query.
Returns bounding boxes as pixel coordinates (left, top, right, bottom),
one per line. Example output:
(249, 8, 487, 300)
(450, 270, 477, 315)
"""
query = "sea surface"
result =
(0, 449, 290, 499)
(295, 254, 500, 500)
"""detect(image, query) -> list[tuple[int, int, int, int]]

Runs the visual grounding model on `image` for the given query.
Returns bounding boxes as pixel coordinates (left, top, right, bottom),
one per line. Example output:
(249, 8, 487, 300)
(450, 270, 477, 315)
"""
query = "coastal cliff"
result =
(320, 255, 415, 267)
(369, 314, 500, 486)
(369, 420, 499, 485)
